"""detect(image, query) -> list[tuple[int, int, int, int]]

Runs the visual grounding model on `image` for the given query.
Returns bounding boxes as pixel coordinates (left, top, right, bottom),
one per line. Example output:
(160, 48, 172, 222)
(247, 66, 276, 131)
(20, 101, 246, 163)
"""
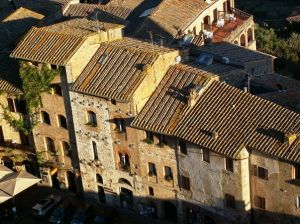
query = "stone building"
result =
(132, 63, 300, 224)
(69, 37, 179, 215)
(10, 18, 124, 191)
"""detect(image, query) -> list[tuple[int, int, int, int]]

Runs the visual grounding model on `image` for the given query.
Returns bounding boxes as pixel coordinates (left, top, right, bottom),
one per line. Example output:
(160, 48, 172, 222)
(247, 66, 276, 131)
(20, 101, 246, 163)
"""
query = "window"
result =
(164, 166, 173, 180)
(148, 187, 154, 196)
(7, 98, 16, 112)
(52, 84, 62, 96)
(58, 115, 67, 129)
(87, 111, 97, 126)
(146, 131, 154, 142)
(225, 158, 234, 172)
(92, 141, 98, 160)
(202, 149, 210, 163)
(19, 131, 29, 146)
(96, 174, 103, 184)
(225, 194, 235, 209)
(179, 140, 187, 155)
(114, 118, 126, 133)
(294, 164, 300, 179)
(148, 162, 156, 176)
(181, 175, 190, 191)
(296, 196, 300, 208)
(111, 99, 116, 105)
(254, 195, 266, 209)
(51, 64, 58, 70)
(16, 99, 26, 114)
(62, 141, 70, 156)
(252, 165, 268, 180)
(45, 137, 55, 153)
(41, 111, 51, 125)
(159, 134, 167, 145)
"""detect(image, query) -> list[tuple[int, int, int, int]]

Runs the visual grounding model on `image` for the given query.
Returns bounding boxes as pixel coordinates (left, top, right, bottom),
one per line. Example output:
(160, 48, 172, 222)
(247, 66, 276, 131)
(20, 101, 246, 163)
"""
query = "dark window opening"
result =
(225, 194, 235, 209)
(62, 141, 71, 156)
(19, 131, 29, 146)
(92, 141, 98, 160)
(254, 195, 266, 209)
(41, 111, 51, 125)
(253, 165, 268, 180)
(7, 98, 16, 112)
(148, 187, 154, 196)
(179, 140, 187, 155)
(203, 149, 210, 163)
(181, 175, 190, 191)
(159, 134, 167, 145)
(225, 158, 234, 172)
(148, 162, 156, 176)
(45, 137, 55, 153)
(164, 166, 173, 180)
(52, 84, 62, 96)
(111, 99, 116, 105)
(114, 118, 126, 133)
(58, 115, 67, 129)
(295, 164, 300, 179)
(87, 111, 97, 126)
(146, 131, 154, 143)
(16, 99, 27, 114)
(119, 153, 130, 171)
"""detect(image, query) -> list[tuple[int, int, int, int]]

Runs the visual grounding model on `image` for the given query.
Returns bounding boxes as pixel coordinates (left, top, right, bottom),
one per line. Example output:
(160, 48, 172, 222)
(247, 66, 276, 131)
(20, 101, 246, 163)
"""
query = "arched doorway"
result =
(247, 28, 253, 43)
(67, 171, 76, 193)
(163, 201, 177, 223)
(120, 187, 133, 209)
(240, 34, 246, 47)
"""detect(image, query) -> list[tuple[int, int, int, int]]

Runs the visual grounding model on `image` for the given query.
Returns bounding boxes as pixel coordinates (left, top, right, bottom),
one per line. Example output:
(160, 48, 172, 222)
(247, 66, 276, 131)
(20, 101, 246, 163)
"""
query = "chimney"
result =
(188, 89, 197, 107)
(284, 131, 297, 145)
(212, 131, 219, 140)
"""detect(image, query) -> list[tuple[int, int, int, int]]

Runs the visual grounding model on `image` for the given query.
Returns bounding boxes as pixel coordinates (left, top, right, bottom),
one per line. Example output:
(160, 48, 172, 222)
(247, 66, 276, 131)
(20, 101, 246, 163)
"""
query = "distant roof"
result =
(106, 0, 144, 10)
(197, 42, 274, 65)
(11, 18, 123, 65)
(12, 0, 73, 16)
(71, 37, 176, 101)
(132, 69, 300, 163)
(287, 7, 300, 23)
(252, 74, 300, 113)
(0, 55, 22, 93)
(64, 3, 132, 22)
(0, 7, 44, 49)
(135, 0, 214, 38)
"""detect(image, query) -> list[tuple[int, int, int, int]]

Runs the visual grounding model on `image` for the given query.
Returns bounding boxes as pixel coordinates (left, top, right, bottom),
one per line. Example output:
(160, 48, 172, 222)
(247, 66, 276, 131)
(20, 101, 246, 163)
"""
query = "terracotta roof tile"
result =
(11, 26, 85, 65)
(71, 37, 176, 101)
(136, 0, 214, 38)
(132, 67, 300, 163)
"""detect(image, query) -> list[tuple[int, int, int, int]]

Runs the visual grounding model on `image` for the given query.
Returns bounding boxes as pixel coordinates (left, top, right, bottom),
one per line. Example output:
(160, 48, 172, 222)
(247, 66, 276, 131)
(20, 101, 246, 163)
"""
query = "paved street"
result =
(1, 185, 171, 224)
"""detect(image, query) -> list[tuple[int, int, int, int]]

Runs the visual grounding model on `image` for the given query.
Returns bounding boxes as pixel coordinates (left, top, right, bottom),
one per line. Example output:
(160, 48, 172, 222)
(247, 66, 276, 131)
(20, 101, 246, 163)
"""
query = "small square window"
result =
(225, 194, 235, 209)
(225, 158, 234, 172)
(148, 187, 154, 196)
(294, 164, 300, 179)
(111, 99, 116, 105)
(87, 111, 97, 126)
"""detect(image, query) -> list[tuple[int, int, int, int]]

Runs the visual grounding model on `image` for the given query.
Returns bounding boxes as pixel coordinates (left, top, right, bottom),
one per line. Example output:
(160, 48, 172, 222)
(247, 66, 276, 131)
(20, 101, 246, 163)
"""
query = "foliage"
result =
(36, 151, 47, 166)
(1, 63, 57, 134)
(143, 138, 154, 144)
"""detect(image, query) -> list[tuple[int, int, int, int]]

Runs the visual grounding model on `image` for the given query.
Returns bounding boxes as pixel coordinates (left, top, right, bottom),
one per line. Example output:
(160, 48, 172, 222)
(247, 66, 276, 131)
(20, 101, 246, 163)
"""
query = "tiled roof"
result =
(71, 37, 175, 101)
(64, 3, 132, 21)
(0, 7, 44, 49)
(287, 7, 300, 23)
(197, 42, 274, 64)
(11, 26, 85, 65)
(136, 0, 213, 38)
(132, 64, 216, 134)
(132, 69, 300, 163)
(107, 0, 144, 10)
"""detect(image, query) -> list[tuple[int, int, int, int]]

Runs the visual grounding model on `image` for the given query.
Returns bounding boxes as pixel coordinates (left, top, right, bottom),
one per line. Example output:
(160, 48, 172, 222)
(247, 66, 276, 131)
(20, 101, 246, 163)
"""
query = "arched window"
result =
(247, 28, 253, 43)
(87, 111, 97, 126)
(96, 174, 103, 184)
(118, 178, 132, 187)
(58, 115, 67, 129)
(62, 141, 71, 156)
(240, 34, 246, 47)
(92, 141, 98, 160)
(45, 137, 55, 153)
(41, 111, 51, 125)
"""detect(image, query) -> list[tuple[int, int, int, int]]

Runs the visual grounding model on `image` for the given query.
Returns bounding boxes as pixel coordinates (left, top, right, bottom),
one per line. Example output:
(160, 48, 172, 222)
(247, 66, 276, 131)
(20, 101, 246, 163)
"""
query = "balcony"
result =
(212, 8, 253, 43)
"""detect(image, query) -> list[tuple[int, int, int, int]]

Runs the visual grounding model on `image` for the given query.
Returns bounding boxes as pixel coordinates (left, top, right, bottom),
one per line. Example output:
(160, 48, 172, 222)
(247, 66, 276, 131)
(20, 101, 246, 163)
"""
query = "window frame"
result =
(148, 186, 154, 196)
(164, 166, 173, 180)
(254, 195, 266, 210)
(294, 164, 300, 179)
(225, 158, 234, 172)
(148, 162, 156, 176)
(179, 140, 187, 155)
(45, 137, 55, 153)
(224, 193, 236, 209)
(58, 115, 67, 129)
(92, 141, 98, 160)
(41, 111, 51, 125)
(61, 141, 70, 156)
(87, 111, 97, 126)
(181, 175, 190, 191)
(202, 148, 210, 163)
